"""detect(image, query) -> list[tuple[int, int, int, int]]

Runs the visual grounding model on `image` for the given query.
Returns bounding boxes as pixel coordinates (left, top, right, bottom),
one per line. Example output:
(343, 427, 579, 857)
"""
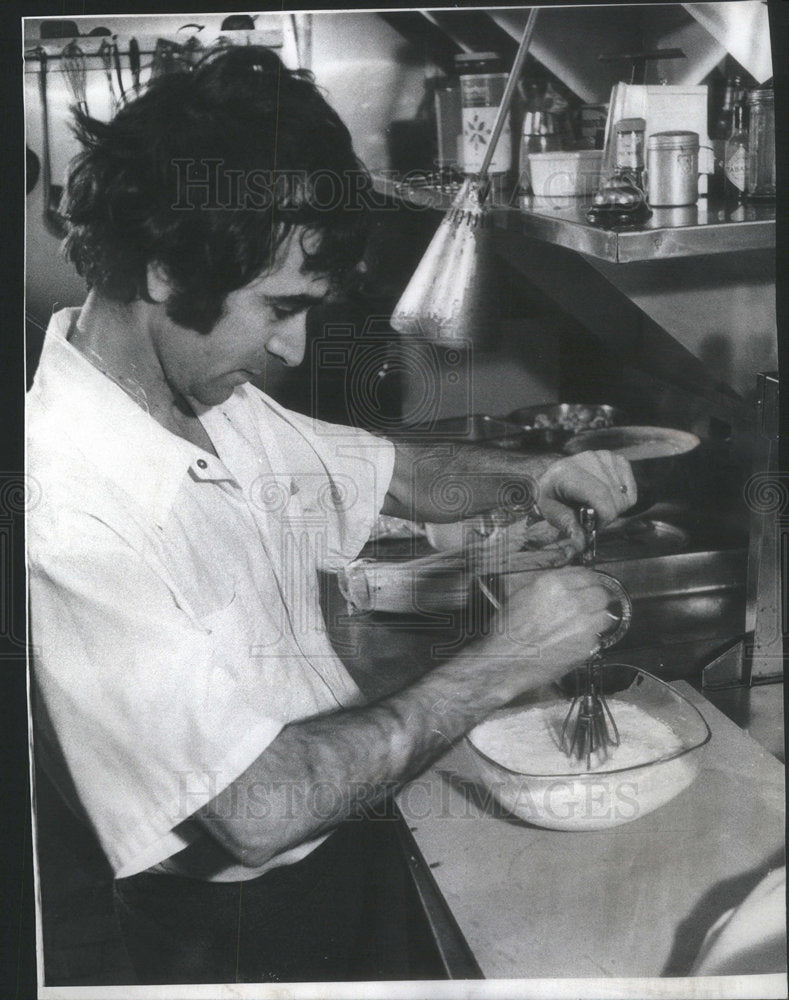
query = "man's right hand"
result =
(476, 567, 612, 700)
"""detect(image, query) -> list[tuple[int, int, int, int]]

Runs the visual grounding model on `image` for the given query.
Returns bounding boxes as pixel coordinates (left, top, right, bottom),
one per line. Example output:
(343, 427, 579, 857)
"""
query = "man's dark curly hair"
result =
(63, 46, 371, 333)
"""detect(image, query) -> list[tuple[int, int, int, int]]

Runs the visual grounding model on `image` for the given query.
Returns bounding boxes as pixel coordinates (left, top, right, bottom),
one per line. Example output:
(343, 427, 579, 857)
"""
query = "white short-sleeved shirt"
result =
(27, 308, 395, 880)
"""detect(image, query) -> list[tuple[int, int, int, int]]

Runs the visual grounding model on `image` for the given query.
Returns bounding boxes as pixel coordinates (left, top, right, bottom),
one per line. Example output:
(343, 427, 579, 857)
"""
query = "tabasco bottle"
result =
(724, 95, 748, 204)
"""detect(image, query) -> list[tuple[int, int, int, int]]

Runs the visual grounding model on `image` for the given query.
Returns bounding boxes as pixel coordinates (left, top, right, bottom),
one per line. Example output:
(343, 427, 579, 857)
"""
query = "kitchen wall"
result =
(23, 12, 427, 337)
(24, 10, 559, 414)
(24, 6, 774, 421)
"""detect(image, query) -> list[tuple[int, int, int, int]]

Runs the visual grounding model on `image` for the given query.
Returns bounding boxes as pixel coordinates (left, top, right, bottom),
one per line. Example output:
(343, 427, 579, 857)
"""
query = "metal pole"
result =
(478, 7, 539, 180)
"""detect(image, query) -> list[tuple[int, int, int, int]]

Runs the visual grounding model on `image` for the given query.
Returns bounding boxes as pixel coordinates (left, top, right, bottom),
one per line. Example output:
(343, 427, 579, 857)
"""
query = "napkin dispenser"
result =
(601, 83, 713, 195)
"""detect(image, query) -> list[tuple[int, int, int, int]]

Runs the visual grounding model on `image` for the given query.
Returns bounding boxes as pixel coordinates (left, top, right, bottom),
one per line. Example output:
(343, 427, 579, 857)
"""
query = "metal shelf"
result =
(371, 173, 775, 263)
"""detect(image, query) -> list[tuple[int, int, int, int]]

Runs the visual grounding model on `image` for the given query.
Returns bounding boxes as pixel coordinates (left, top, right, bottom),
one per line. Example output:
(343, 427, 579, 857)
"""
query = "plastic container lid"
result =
(527, 149, 604, 161)
(647, 130, 699, 150)
(614, 117, 646, 133)
(747, 88, 774, 104)
(455, 52, 503, 73)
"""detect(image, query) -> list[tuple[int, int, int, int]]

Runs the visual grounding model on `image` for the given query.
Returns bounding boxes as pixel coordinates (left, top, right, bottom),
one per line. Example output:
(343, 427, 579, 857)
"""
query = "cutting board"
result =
(397, 684, 785, 980)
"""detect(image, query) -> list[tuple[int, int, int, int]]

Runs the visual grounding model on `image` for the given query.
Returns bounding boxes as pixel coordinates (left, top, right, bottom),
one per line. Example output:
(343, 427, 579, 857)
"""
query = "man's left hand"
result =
(536, 450, 637, 554)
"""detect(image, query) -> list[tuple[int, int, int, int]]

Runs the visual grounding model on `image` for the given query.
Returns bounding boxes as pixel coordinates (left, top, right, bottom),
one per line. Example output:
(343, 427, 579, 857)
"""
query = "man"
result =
(27, 46, 636, 984)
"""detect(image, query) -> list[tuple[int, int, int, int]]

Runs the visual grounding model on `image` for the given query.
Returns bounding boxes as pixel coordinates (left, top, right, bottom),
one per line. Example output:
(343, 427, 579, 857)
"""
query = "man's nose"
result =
(268, 313, 308, 367)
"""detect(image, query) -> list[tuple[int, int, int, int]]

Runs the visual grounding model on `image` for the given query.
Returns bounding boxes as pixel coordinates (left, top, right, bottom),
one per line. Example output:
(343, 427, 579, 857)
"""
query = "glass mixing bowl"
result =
(466, 663, 711, 831)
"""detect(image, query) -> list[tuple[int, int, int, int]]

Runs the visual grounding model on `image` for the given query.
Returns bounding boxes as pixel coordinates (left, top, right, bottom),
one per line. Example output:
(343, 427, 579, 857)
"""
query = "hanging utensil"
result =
(27, 146, 41, 195)
(221, 14, 256, 31)
(129, 37, 141, 97)
(98, 39, 118, 112)
(61, 40, 89, 116)
(111, 37, 127, 104)
(177, 23, 205, 69)
(150, 39, 180, 79)
(390, 8, 540, 343)
(290, 12, 313, 71)
(35, 48, 67, 238)
(181, 35, 205, 68)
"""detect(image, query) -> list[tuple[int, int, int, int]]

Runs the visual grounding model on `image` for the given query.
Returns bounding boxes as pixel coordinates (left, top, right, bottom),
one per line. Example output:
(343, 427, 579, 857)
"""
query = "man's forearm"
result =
(197, 640, 542, 867)
(383, 440, 558, 523)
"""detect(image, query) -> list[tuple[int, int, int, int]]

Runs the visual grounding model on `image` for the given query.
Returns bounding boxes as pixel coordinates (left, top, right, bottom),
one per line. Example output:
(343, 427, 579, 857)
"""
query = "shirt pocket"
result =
(195, 592, 254, 682)
(196, 591, 244, 636)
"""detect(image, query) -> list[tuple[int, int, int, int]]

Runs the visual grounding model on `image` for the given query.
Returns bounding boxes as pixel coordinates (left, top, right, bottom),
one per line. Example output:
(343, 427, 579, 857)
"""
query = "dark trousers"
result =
(113, 817, 416, 984)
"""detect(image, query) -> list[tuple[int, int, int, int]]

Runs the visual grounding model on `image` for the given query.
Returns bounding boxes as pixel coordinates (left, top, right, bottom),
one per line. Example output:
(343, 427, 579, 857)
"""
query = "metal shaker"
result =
(646, 131, 700, 207)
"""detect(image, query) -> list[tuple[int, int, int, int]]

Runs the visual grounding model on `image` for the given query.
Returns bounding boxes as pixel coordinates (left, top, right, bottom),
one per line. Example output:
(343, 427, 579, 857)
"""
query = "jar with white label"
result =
(456, 53, 512, 175)
(646, 131, 700, 207)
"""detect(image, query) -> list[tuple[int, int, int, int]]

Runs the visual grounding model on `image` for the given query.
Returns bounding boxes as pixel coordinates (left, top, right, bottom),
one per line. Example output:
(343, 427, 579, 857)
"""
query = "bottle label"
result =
(460, 74, 506, 109)
(725, 146, 746, 191)
(461, 108, 511, 173)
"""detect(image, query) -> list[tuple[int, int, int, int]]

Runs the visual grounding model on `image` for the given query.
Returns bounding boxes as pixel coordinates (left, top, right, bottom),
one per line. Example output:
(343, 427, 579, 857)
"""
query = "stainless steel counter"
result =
(371, 173, 775, 263)
(321, 563, 784, 982)
(395, 684, 785, 980)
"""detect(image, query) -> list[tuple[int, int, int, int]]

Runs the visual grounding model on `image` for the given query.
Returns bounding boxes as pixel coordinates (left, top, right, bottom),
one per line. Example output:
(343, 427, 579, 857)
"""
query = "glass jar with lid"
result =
(746, 88, 775, 199)
(455, 52, 512, 175)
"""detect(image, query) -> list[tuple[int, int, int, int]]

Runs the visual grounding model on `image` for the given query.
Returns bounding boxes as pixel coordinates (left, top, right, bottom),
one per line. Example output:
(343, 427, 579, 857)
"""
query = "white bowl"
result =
(466, 664, 710, 831)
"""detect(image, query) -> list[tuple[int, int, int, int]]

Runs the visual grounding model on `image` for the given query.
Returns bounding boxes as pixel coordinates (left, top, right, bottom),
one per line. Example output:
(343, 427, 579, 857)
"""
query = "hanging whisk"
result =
(560, 510, 632, 770)
(61, 41, 89, 116)
(98, 40, 118, 113)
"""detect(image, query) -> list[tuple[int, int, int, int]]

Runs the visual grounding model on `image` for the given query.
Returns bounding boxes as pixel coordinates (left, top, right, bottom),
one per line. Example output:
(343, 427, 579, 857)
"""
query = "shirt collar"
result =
(31, 308, 236, 521)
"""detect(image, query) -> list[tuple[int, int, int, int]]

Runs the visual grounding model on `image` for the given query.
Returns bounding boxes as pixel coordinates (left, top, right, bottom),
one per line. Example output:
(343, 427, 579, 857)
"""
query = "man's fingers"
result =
(538, 498, 585, 549)
(586, 607, 616, 643)
(528, 567, 609, 594)
(574, 583, 611, 613)
(591, 451, 638, 517)
(590, 451, 638, 517)
(544, 458, 617, 523)
(540, 451, 637, 525)
(614, 453, 638, 512)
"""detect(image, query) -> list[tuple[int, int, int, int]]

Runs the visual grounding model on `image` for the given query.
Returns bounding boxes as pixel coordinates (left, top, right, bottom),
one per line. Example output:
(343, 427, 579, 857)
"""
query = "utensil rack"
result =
(23, 30, 284, 73)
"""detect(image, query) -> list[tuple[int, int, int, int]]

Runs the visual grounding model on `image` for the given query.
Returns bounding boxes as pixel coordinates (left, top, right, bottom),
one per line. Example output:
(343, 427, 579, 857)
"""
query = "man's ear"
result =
(146, 262, 173, 304)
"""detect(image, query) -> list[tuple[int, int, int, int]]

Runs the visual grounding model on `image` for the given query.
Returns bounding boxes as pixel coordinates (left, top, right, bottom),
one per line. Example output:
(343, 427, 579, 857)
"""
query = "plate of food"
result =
(564, 426, 700, 461)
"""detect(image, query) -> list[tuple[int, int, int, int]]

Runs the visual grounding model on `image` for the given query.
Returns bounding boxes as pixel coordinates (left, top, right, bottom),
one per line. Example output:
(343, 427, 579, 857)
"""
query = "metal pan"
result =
(507, 403, 626, 451)
(392, 413, 525, 447)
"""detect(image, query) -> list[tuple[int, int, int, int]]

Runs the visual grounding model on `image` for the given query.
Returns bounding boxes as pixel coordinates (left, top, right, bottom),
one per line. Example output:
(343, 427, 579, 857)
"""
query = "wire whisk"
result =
(61, 41, 89, 116)
(561, 655, 621, 770)
(98, 40, 118, 114)
(560, 510, 633, 771)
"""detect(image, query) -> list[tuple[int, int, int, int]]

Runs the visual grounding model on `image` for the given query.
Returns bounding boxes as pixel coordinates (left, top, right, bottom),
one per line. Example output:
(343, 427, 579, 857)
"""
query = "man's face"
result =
(150, 229, 331, 407)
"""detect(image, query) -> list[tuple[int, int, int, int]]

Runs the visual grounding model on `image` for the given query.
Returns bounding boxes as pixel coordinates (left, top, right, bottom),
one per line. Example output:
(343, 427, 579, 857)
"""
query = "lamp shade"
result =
(389, 11, 539, 344)
(389, 178, 499, 343)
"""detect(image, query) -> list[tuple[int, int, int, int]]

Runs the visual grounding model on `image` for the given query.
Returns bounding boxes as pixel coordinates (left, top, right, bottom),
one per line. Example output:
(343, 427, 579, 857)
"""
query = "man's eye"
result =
(270, 304, 297, 320)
